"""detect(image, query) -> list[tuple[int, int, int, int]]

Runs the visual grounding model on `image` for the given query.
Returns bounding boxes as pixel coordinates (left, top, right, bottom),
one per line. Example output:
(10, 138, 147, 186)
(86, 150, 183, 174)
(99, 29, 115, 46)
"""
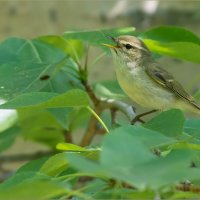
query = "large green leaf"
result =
(140, 26, 200, 63)
(37, 35, 83, 60)
(144, 109, 185, 137)
(0, 89, 90, 109)
(67, 125, 199, 190)
(140, 26, 200, 44)
(18, 108, 65, 148)
(144, 40, 200, 63)
(42, 58, 83, 94)
(64, 27, 136, 46)
(100, 127, 155, 168)
(0, 92, 57, 109)
(0, 38, 67, 100)
(40, 89, 88, 108)
(109, 125, 176, 149)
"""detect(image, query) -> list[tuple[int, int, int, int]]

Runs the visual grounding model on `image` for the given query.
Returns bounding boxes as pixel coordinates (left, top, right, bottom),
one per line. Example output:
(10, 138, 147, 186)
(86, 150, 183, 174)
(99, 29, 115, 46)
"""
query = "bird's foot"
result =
(131, 109, 158, 125)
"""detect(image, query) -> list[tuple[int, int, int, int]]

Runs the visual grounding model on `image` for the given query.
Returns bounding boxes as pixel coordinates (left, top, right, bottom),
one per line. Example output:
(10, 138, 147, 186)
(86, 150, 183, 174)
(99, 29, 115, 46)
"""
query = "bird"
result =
(103, 35, 200, 120)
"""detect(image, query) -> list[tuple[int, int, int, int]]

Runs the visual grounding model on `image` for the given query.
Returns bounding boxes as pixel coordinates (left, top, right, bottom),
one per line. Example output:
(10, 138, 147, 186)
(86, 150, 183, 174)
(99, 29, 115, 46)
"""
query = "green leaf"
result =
(140, 26, 200, 63)
(184, 118, 200, 141)
(0, 172, 68, 200)
(0, 38, 67, 100)
(67, 154, 104, 176)
(144, 40, 200, 63)
(66, 107, 91, 131)
(41, 150, 101, 177)
(0, 125, 20, 152)
(38, 89, 89, 108)
(100, 127, 155, 167)
(0, 92, 57, 109)
(92, 187, 154, 200)
(16, 157, 49, 174)
(67, 126, 199, 190)
(18, 108, 65, 148)
(94, 80, 127, 100)
(42, 58, 83, 93)
(133, 149, 199, 189)
(40, 153, 69, 176)
(56, 143, 86, 152)
(36, 89, 89, 108)
(37, 35, 84, 60)
(140, 26, 200, 44)
(110, 125, 176, 149)
(48, 107, 73, 130)
(170, 191, 200, 199)
(144, 109, 185, 137)
(0, 89, 90, 109)
(64, 27, 136, 46)
(170, 142, 200, 151)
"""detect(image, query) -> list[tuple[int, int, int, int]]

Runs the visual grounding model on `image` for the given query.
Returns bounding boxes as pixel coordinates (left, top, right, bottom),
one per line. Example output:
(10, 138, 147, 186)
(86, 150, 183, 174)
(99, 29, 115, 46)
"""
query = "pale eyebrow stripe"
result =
(122, 42, 148, 52)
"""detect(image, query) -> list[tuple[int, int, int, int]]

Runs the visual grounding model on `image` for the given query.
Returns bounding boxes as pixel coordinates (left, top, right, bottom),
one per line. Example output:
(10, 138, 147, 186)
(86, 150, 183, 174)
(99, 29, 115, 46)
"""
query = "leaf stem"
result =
(87, 106, 109, 133)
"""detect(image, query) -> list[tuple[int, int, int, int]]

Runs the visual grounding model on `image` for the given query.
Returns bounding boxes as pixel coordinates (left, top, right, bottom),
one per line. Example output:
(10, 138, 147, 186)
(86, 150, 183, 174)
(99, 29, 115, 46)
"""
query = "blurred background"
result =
(1, 0, 200, 86)
(1, 0, 200, 178)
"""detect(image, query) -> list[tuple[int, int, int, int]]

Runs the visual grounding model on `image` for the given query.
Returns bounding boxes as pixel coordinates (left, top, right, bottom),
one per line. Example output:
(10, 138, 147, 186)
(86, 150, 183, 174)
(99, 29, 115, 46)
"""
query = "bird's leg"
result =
(131, 109, 158, 124)
(110, 108, 118, 127)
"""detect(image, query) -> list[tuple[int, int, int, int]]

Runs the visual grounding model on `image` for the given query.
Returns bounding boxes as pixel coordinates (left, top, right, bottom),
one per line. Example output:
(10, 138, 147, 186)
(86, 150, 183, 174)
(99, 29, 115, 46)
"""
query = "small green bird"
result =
(103, 35, 200, 115)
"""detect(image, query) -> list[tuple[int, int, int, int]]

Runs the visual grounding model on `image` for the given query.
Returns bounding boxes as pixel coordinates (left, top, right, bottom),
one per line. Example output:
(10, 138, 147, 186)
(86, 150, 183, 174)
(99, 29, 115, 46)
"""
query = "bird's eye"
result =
(124, 43, 133, 50)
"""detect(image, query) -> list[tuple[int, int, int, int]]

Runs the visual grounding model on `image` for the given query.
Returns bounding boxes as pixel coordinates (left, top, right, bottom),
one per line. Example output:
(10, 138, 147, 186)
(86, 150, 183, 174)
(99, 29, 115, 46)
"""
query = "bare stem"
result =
(78, 46, 102, 146)
(63, 129, 72, 143)
(80, 104, 102, 147)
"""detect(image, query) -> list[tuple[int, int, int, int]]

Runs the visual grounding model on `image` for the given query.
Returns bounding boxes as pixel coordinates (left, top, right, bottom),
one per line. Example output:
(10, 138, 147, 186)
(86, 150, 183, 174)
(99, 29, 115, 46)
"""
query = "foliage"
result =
(0, 26, 200, 199)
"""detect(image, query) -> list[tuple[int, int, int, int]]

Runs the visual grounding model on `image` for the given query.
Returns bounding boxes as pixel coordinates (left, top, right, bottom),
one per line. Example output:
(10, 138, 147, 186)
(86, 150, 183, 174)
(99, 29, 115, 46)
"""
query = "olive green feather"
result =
(145, 63, 200, 110)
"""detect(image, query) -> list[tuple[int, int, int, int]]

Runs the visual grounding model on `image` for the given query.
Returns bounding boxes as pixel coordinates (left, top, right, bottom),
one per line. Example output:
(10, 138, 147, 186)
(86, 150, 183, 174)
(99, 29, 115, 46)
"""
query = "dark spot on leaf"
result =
(190, 161, 196, 168)
(40, 75, 50, 81)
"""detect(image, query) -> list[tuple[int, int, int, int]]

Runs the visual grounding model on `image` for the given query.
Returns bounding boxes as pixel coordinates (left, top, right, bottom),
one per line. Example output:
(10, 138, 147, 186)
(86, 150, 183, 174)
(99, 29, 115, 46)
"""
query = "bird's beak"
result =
(102, 35, 120, 53)
(101, 43, 119, 49)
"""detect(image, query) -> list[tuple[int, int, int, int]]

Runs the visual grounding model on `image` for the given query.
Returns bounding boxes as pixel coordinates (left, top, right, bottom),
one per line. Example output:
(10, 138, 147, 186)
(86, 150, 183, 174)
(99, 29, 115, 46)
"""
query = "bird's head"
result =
(103, 35, 150, 63)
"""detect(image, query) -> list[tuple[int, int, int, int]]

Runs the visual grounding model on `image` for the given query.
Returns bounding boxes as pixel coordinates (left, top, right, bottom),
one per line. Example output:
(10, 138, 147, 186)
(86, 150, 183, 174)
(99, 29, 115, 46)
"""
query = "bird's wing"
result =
(145, 63, 200, 110)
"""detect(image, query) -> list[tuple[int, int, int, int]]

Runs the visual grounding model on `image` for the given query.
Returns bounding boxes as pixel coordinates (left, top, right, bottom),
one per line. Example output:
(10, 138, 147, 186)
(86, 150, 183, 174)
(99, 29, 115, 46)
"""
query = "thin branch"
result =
(63, 129, 73, 143)
(80, 105, 102, 147)
(81, 78, 99, 106)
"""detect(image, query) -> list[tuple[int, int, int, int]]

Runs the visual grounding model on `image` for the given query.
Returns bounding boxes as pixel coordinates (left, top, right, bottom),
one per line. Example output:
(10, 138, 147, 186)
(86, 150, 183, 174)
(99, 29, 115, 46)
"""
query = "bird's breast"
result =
(114, 62, 175, 109)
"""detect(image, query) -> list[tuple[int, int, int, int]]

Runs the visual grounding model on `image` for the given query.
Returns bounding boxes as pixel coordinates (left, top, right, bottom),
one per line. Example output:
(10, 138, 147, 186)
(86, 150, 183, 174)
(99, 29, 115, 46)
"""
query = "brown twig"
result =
(76, 44, 104, 146)
(81, 78, 99, 106)
(63, 129, 73, 143)
(176, 181, 200, 193)
(80, 104, 102, 146)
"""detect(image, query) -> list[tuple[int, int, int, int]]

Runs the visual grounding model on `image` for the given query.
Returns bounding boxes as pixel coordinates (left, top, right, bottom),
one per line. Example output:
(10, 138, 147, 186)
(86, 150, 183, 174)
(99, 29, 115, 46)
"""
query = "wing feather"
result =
(145, 63, 200, 110)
